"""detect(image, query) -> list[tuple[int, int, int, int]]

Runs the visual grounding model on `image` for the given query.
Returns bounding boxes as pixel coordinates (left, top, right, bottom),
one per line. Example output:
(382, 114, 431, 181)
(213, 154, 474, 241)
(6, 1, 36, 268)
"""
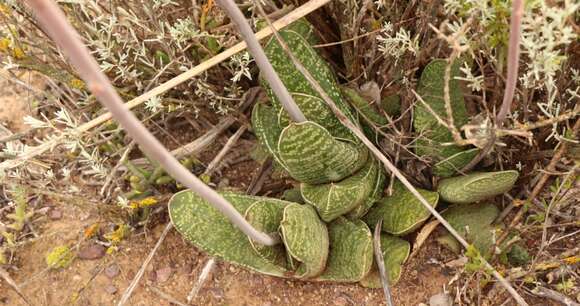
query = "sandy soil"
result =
(0, 71, 43, 133)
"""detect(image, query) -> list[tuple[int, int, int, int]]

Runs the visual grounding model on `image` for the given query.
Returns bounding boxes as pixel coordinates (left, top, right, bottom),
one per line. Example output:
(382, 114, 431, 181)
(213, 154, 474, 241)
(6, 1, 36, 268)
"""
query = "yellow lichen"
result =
(0, 4, 9, 15)
(105, 224, 130, 244)
(563, 256, 579, 265)
(46, 245, 75, 269)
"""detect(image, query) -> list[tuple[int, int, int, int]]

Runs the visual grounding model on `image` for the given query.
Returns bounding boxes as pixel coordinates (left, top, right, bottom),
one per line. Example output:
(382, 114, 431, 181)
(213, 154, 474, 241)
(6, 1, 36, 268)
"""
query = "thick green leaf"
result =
(316, 218, 373, 282)
(414, 59, 470, 164)
(364, 181, 439, 235)
(280, 204, 329, 278)
(346, 159, 386, 219)
(301, 158, 379, 222)
(251, 103, 284, 166)
(433, 148, 480, 177)
(278, 121, 368, 184)
(245, 200, 289, 268)
(169, 191, 289, 277)
(342, 87, 388, 126)
(438, 203, 500, 257)
(359, 234, 410, 287)
(262, 22, 359, 143)
(437, 170, 519, 204)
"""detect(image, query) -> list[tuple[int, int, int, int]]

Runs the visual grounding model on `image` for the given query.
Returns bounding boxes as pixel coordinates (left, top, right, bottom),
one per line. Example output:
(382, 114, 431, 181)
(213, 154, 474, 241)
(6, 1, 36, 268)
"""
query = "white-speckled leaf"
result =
(437, 170, 519, 204)
(414, 59, 471, 167)
(315, 218, 373, 282)
(434, 148, 480, 177)
(278, 121, 368, 184)
(245, 200, 289, 269)
(346, 160, 386, 219)
(280, 204, 329, 278)
(301, 158, 379, 222)
(359, 234, 410, 287)
(364, 181, 439, 235)
(169, 191, 290, 277)
(251, 103, 285, 166)
(439, 203, 500, 257)
(262, 22, 359, 143)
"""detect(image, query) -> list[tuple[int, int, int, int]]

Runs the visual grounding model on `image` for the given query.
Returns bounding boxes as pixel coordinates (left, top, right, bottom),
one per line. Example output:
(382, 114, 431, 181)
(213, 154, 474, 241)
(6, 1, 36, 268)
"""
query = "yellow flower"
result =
(69, 78, 85, 90)
(129, 196, 158, 209)
(139, 197, 158, 207)
(12, 47, 25, 59)
(564, 256, 579, 265)
(0, 4, 9, 15)
(0, 38, 9, 52)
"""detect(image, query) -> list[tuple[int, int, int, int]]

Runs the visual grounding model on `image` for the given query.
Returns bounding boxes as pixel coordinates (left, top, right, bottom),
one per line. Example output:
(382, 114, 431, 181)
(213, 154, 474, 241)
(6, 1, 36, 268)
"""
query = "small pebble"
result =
(180, 263, 194, 275)
(148, 270, 157, 281)
(104, 264, 120, 279)
(104, 284, 118, 295)
(429, 292, 452, 306)
(156, 267, 173, 283)
(48, 209, 62, 220)
(78, 244, 106, 260)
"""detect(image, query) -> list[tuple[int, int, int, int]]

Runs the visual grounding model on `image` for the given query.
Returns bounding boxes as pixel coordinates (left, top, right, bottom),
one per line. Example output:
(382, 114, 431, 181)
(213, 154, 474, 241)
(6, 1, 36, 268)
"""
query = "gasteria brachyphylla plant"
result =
(170, 20, 522, 286)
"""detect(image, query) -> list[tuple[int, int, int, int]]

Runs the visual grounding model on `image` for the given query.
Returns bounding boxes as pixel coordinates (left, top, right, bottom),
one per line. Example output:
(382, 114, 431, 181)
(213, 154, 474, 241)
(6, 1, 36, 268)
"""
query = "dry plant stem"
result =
(499, 119, 580, 244)
(259, 6, 528, 305)
(117, 223, 173, 306)
(100, 141, 135, 195)
(541, 166, 576, 247)
(496, 0, 524, 127)
(214, 0, 305, 123)
(25, 0, 278, 246)
(0, 0, 331, 172)
(129, 117, 236, 166)
(203, 125, 247, 177)
(531, 287, 580, 306)
(149, 286, 189, 306)
(187, 258, 216, 302)
(0, 267, 32, 306)
(462, 0, 524, 172)
(373, 221, 394, 306)
(411, 89, 472, 146)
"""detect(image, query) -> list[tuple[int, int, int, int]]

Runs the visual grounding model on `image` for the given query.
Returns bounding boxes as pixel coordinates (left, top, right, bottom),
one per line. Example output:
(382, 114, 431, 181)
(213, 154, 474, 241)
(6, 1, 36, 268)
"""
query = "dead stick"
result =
(117, 223, 173, 306)
(203, 125, 247, 177)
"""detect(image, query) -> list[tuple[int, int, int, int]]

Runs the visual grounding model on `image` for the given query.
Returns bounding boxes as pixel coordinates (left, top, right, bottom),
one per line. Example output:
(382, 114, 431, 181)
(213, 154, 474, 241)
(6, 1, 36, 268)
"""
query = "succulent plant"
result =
(301, 158, 382, 222)
(170, 21, 521, 288)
